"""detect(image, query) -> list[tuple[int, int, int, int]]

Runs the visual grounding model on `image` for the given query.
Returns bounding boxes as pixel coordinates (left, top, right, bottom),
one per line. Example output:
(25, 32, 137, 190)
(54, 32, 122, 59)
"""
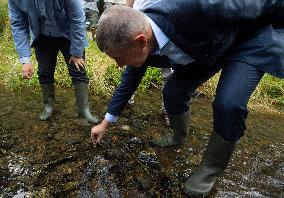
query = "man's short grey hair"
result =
(96, 5, 148, 52)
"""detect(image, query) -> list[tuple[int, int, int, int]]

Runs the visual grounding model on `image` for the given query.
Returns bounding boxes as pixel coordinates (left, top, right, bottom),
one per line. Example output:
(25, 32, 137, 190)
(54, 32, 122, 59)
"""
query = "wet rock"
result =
(78, 186, 94, 198)
(79, 155, 123, 198)
(108, 184, 123, 198)
(93, 188, 108, 198)
(121, 125, 131, 131)
(25, 188, 50, 198)
(137, 150, 161, 169)
(127, 137, 145, 150)
(67, 139, 81, 146)
(73, 119, 92, 127)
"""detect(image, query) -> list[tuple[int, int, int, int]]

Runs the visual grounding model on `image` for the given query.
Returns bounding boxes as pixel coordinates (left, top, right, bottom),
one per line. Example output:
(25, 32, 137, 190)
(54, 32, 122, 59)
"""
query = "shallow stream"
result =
(0, 84, 283, 197)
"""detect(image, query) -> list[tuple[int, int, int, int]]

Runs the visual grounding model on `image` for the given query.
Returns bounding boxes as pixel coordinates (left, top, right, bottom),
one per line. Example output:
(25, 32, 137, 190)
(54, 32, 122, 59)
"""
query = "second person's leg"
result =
(34, 35, 59, 120)
(60, 38, 99, 124)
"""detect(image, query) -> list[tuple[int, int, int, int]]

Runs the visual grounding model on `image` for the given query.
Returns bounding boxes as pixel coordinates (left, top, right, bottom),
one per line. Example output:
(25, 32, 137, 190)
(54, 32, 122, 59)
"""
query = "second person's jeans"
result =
(34, 34, 89, 85)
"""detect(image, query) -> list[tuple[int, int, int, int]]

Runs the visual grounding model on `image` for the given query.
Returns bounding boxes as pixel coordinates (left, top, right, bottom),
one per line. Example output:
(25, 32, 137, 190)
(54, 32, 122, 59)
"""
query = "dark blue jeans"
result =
(34, 34, 89, 85)
(163, 61, 264, 143)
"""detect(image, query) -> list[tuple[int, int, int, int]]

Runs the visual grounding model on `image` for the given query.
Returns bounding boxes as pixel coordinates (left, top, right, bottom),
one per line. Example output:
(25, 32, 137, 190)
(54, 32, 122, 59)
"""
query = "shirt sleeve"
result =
(105, 113, 119, 122)
(8, 0, 32, 59)
(65, 0, 88, 57)
(20, 56, 31, 64)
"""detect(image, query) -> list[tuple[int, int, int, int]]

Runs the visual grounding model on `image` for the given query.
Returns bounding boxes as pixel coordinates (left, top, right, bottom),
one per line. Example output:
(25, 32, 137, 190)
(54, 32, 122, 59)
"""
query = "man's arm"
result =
(91, 64, 148, 144)
(107, 65, 148, 116)
(8, 0, 31, 60)
(65, 0, 87, 58)
(8, 0, 34, 79)
(65, 0, 88, 70)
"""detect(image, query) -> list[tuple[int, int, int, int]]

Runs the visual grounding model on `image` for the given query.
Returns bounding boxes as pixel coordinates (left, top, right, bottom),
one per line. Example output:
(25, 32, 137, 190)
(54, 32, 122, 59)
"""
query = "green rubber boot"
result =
(73, 83, 99, 124)
(150, 109, 190, 147)
(184, 132, 235, 197)
(39, 84, 55, 121)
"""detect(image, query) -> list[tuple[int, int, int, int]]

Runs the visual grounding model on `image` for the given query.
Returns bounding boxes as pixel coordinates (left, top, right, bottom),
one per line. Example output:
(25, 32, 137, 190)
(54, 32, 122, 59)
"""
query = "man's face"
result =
(105, 35, 150, 68)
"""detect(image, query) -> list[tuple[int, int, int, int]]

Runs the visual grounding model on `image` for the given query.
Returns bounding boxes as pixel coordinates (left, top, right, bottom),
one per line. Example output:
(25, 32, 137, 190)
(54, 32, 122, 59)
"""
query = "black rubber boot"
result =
(73, 83, 99, 124)
(150, 109, 191, 147)
(184, 132, 235, 197)
(40, 84, 55, 121)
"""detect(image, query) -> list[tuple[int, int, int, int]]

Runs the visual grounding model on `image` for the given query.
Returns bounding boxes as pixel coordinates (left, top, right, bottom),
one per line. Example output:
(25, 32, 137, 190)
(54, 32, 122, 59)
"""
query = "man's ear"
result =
(134, 34, 147, 48)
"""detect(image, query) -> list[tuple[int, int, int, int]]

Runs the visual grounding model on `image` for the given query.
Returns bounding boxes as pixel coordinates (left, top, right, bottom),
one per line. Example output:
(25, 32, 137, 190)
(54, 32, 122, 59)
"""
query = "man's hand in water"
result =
(91, 119, 110, 145)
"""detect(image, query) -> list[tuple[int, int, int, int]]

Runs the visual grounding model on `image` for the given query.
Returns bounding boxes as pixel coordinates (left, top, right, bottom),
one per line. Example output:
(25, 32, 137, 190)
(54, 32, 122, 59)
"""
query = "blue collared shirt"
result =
(21, 0, 64, 64)
(35, 0, 63, 38)
(9, 0, 87, 65)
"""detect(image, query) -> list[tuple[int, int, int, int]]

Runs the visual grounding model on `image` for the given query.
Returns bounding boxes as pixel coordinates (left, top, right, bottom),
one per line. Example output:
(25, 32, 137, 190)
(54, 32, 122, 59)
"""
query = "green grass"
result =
(1, 27, 283, 112)
(202, 73, 284, 112)
(0, 0, 8, 34)
(0, 27, 162, 94)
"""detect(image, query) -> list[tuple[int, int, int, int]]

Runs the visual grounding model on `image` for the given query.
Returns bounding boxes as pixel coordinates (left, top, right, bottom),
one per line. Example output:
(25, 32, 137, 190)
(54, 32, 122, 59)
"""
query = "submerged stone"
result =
(137, 150, 161, 169)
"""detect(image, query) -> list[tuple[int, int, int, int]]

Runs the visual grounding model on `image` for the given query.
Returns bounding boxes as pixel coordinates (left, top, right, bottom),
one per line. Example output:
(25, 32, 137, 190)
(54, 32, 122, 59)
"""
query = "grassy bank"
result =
(0, 0, 8, 34)
(203, 73, 284, 113)
(0, 26, 162, 94)
(0, 2, 283, 113)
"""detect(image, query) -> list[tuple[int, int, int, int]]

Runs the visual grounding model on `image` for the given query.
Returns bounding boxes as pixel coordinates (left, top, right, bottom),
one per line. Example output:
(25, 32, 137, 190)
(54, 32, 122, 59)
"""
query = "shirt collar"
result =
(146, 16, 169, 54)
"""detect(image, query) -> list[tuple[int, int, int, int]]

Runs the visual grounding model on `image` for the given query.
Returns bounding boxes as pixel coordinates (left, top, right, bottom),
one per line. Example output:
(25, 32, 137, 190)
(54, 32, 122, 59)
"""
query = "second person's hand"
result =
(22, 63, 34, 79)
(69, 55, 85, 71)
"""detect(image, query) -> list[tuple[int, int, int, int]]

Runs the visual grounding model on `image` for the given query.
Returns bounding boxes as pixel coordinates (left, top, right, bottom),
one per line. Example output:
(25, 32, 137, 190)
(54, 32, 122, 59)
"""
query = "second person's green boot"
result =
(73, 83, 99, 124)
(40, 84, 55, 121)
